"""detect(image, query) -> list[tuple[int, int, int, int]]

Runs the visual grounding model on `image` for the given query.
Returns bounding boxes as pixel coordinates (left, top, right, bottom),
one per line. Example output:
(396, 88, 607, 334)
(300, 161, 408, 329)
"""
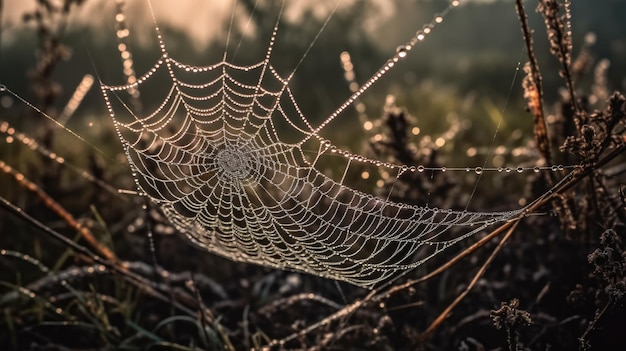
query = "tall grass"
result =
(1, 0, 625, 350)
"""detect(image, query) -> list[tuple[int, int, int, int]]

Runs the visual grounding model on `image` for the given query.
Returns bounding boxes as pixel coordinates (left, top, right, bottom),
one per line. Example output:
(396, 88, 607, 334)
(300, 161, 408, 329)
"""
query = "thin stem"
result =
(0, 196, 204, 319)
(579, 299, 611, 348)
(419, 221, 519, 339)
(515, 0, 552, 168)
(0, 160, 117, 261)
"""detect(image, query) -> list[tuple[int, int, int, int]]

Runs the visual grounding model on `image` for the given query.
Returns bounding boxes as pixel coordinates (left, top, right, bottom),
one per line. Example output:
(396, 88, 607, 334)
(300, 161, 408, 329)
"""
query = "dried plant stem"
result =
(0, 160, 117, 261)
(383, 217, 519, 297)
(419, 221, 519, 340)
(515, 0, 552, 168)
(579, 298, 611, 348)
(538, 0, 582, 121)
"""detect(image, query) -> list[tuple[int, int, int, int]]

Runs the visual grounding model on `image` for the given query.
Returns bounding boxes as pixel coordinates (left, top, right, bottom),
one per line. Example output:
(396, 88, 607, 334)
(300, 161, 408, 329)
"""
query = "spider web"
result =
(101, 0, 523, 289)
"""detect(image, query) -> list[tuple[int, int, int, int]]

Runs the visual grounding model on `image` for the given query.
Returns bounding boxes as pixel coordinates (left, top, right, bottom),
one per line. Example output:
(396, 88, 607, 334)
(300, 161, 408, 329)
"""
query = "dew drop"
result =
(474, 167, 483, 174)
(396, 45, 409, 58)
(440, 166, 447, 172)
(417, 165, 425, 172)
(557, 164, 564, 171)
(533, 166, 540, 173)
(505, 167, 512, 173)
(0, 84, 6, 92)
(517, 166, 524, 173)
(551, 165, 558, 171)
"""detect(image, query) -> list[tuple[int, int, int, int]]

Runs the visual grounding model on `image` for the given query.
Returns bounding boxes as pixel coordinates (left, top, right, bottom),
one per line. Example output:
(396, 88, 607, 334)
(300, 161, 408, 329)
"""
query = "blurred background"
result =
(2, 0, 625, 194)
(1, 1, 625, 350)
(1, 0, 625, 127)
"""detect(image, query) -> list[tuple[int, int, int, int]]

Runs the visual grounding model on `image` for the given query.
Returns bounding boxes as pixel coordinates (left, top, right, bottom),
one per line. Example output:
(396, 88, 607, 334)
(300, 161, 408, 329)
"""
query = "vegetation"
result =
(1, 0, 625, 350)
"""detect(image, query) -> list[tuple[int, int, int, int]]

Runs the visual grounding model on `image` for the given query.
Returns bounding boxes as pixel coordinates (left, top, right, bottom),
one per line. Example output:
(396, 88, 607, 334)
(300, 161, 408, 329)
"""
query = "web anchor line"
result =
(299, 0, 462, 146)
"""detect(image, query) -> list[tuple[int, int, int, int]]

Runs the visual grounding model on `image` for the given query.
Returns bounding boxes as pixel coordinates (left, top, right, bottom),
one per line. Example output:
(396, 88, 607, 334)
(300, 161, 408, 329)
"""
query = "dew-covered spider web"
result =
(100, 0, 527, 289)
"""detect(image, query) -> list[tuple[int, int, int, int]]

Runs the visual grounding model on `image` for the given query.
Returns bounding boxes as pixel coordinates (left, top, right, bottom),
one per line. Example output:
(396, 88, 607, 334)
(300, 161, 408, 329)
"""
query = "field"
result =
(1, 0, 625, 350)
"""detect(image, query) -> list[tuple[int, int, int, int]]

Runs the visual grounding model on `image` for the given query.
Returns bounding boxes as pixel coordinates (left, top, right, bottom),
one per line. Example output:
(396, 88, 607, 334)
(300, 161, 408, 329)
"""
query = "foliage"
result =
(1, 0, 625, 350)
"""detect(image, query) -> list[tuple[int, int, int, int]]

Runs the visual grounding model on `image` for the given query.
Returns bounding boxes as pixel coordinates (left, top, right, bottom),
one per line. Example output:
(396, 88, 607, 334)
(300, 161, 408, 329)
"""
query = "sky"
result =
(1, 0, 397, 49)
(2, 0, 241, 47)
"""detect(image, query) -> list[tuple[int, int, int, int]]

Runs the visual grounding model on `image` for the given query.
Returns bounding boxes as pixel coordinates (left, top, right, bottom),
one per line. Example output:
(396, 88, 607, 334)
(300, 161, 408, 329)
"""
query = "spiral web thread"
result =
(101, 0, 523, 289)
